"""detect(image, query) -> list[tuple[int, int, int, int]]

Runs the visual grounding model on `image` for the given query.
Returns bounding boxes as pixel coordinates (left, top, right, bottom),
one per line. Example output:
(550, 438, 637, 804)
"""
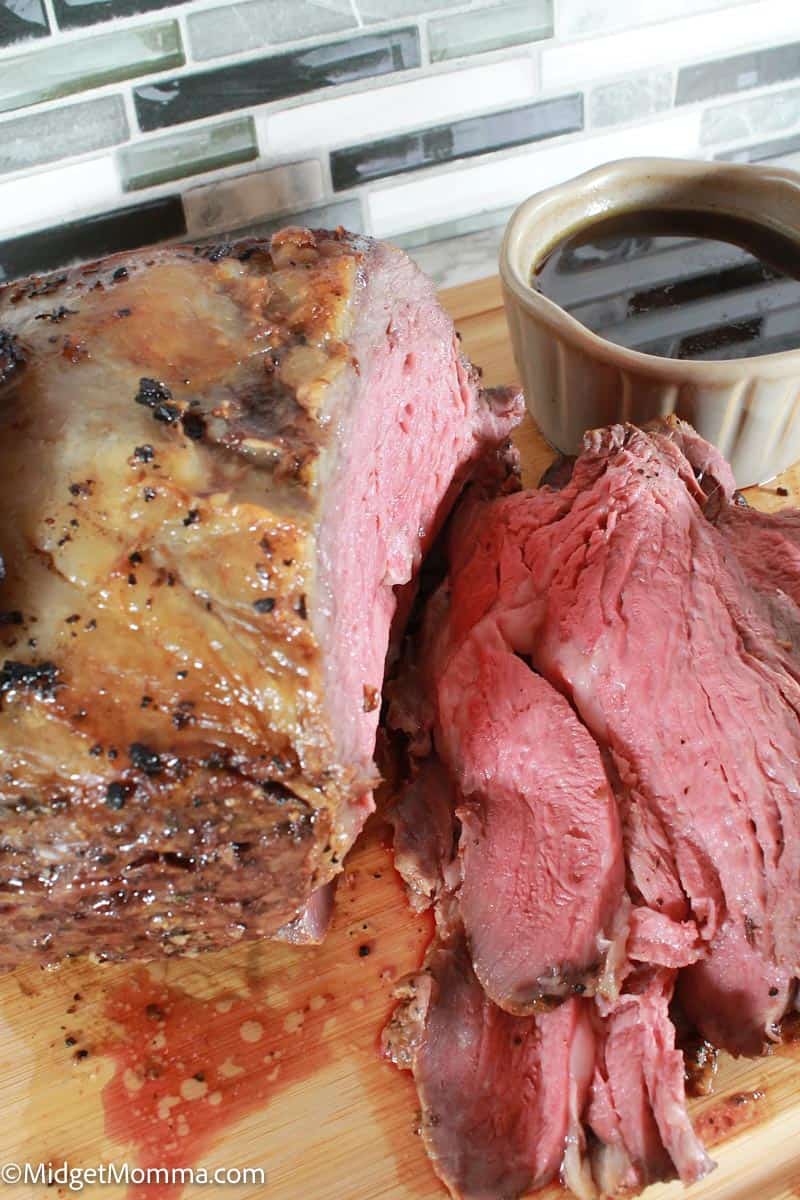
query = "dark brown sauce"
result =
(532, 208, 800, 360)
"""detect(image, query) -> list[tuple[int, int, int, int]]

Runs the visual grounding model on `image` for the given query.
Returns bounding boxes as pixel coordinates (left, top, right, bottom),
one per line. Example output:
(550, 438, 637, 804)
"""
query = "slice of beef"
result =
(626, 907, 703, 969)
(383, 928, 596, 1200)
(442, 421, 799, 1054)
(433, 618, 627, 1011)
(587, 969, 713, 1193)
(273, 881, 337, 945)
(386, 758, 459, 915)
(0, 228, 522, 967)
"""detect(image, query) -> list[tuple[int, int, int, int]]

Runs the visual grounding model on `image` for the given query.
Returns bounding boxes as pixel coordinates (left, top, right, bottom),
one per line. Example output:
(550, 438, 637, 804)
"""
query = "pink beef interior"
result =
(317, 240, 513, 836)
(385, 418, 800, 1200)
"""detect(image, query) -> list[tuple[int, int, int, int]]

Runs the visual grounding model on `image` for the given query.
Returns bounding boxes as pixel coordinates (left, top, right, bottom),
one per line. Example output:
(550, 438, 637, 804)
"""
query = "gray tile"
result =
(216, 198, 363, 239)
(558, 0, 750, 38)
(188, 0, 356, 62)
(331, 93, 583, 190)
(391, 205, 513, 248)
(677, 42, 800, 106)
(717, 130, 800, 162)
(135, 26, 420, 131)
(119, 117, 257, 191)
(0, 21, 183, 115)
(0, 94, 128, 175)
(0, 0, 49, 47)
(405, 225, 505, 290)
(429, 0, 552, 62)
(54, 0, 189, 30)
(590, 70, 673, 128)
(357, 0, 462, 20)
(183, 160, 325, 235)
(700, 86, 800, 145)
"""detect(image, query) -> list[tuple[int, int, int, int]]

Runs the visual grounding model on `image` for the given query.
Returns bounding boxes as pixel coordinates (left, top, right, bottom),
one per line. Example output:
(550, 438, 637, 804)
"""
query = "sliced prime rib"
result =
(434, 620, 628, 1011)
(383, 864, 710, 1200)
(0, 227, 522, 966)
(383, 476, 711, 1198)
(383, 927, 597, 1200)
(586, 967, 713, 1194)
(382, 417, 800, 1198)
(438, 419, 800, 1056)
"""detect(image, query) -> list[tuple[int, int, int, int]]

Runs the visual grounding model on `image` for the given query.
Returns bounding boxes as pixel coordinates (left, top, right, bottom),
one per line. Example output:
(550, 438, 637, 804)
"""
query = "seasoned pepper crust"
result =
(0, 229, 522, 966)
(0, 231, 364, 964)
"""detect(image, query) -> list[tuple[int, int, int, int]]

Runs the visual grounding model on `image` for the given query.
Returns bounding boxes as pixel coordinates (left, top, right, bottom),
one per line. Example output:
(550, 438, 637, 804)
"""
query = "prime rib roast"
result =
(385, 418, 800, 1200)
(0, 227, 522, 966)
(4, 217, 798, 1199)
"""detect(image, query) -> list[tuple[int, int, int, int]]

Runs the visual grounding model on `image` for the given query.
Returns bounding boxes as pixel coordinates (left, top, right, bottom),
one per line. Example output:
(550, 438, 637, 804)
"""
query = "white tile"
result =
(262, 57, 537, 156)
(405, 225, 506, 289)
(590, 71, 673, 128)
(558, 0, 751, 39)
(542, 0, 800, 89)
(368, 108, 703, 237)
(700, 85, 800, 145)
(0, 156, 121, 240)
(183, 160, 325, 236)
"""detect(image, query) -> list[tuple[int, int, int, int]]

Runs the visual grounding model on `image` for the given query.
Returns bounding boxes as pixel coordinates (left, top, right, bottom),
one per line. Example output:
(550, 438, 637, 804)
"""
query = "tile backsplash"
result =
(2, 0, 800, 289)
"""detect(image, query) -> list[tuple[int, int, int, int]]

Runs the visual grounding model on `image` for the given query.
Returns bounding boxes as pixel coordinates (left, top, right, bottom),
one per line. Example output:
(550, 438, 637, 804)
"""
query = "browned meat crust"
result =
(0, 228, 522, 966)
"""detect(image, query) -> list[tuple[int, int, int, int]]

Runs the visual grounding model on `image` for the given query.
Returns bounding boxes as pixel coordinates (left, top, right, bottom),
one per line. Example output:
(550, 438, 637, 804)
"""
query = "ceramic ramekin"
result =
(500, 156, 800, 486)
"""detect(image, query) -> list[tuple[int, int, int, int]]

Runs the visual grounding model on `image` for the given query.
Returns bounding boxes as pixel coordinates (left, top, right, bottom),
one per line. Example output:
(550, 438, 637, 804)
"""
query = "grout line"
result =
(120, 86, 140, 141)
(39, 0, 58, 36)
(348, 0, 364, 29)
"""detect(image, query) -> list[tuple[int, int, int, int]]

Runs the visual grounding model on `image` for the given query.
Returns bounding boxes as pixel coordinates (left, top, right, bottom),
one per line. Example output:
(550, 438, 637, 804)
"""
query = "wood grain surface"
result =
(1, 276, 799, 1200)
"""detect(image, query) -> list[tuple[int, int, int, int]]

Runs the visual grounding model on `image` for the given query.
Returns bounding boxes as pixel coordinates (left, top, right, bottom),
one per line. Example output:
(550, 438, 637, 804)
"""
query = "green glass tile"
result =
(429, 0, 553, 63)
(0, 20, 183, 115)
(119, 117, 257, 191)
(391, 206, 514, 249)
(188, 0, 356, 63)
(0, 95, 128, 175)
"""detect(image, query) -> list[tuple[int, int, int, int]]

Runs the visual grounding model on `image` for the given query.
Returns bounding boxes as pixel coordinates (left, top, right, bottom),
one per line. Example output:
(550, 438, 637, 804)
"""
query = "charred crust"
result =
(0, 329, 25, 387)
(12, 274, 68, 304)
(133, 444, 154, 463)
(129, 742, 164, 776)
(62, 336, 88, 364)
(171, 700, 194, 729)
(0, 659, 59, 699)
(181, 411, 206, 441)
(69, 480, 94, 497)
(105, 782, 129, 810)
(35, 306, 77, 323)
(196, 243, 233, 263)
(135, 377, 181, 424)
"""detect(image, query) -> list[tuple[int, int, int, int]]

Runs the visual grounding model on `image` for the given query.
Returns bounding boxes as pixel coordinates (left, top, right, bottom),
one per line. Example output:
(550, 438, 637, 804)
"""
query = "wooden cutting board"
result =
(2, 276, 800, 1200)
